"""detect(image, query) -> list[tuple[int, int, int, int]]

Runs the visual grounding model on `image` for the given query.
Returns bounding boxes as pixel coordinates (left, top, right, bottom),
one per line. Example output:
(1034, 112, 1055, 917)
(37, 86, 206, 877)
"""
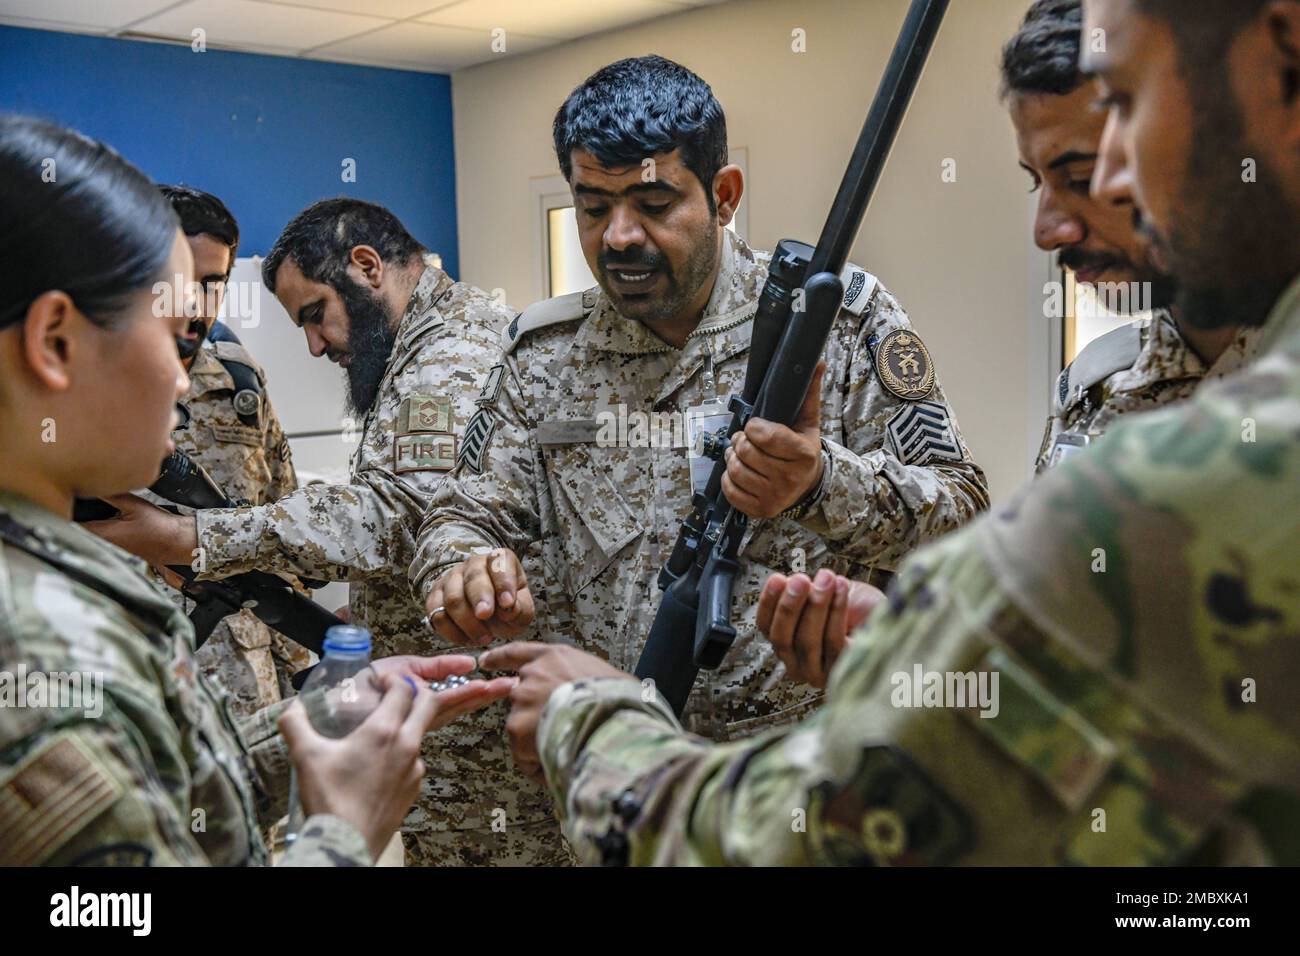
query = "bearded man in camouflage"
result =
(89, 198, 536, 865)
(998, 0, 1259, 474)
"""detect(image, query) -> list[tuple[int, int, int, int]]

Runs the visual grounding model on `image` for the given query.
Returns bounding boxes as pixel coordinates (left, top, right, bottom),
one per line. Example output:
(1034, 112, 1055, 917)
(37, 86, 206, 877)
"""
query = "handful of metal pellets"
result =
(428, 673, 473, 693)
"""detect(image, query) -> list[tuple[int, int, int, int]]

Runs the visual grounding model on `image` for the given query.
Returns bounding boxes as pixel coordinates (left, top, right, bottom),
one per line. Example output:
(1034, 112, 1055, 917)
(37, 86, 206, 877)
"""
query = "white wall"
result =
(451, 0, 1049, 503)
(222, 256, 354, 613)
(224, 257, 353, 483)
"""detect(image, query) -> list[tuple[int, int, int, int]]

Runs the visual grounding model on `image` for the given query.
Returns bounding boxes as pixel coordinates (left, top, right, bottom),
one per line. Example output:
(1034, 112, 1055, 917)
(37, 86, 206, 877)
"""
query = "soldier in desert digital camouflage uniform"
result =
(994, 1, 1260, 475)
(481, 0, 1300, 867)
(410, 57, 989, 822)
(1038, 314, 1260, 470)
(92, 199, 562, 865)
(152, 186, 312, 720)
(170, 339, 315, 713)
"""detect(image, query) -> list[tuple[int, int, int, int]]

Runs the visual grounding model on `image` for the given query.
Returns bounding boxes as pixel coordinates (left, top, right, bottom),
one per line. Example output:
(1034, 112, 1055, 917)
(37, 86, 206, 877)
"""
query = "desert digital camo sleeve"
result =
(803, 282, 990, 568)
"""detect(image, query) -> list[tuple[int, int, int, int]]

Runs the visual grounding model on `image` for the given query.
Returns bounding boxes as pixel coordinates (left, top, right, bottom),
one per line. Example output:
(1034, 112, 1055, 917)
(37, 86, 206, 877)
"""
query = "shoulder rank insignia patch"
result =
(458, 408, 497, 475)
(886, 401, 964, 466)
(477, 365, 505, 406)
(400, 394, 453, 434)
(874, 329, 936, 401)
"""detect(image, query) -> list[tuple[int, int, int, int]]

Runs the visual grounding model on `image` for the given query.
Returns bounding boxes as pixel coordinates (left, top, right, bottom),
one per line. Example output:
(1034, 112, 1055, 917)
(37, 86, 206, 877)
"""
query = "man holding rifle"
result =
(483, 0, 1300, 866)
(411, 56, 988, 783)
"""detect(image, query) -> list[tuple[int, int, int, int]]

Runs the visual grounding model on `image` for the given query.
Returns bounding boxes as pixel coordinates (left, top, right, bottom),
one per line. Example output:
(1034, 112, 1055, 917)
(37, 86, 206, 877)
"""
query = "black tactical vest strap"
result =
(0, 514, 126, 607)
(215, 355, 263, 428)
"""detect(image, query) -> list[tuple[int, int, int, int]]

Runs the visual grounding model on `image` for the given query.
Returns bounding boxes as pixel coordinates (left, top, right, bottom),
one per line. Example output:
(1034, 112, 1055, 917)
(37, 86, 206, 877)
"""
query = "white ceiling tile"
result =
(2, 0, 730, 72)
(130, 0, 390, 53)
(0, 15, 108, 36)
(255, 0, 452, 19)
(418, 0, 684, 42)
(0, 0, 174, 29)
(309, 19, 554, 72)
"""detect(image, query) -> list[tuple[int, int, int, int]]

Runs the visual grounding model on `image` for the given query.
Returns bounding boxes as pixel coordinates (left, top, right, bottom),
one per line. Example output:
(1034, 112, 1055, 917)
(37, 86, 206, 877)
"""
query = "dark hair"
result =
(159, 184, 239, 276)
(553, 55, 728, 212)
(1134, 0, 1272, 65)
(1001, 0, 1085, 99)
(262, 197, 425, 293)
(0, 115, 178, 331)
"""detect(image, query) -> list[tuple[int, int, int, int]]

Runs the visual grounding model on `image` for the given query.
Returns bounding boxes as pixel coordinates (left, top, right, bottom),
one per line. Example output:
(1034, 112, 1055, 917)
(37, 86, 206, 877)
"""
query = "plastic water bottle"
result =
(284, 625, 378, 846)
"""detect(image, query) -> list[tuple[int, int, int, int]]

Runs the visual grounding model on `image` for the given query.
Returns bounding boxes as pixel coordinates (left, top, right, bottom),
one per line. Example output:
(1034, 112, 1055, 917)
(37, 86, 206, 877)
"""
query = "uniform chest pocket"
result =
(223, 611, 273, 651)
(201, 426, 272, 502)
(544, 444, 643, 598)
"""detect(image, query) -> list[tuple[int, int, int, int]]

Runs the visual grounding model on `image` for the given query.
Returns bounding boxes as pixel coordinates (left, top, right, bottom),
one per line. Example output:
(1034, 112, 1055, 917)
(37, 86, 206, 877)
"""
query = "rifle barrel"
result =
(807, 0, 950, 278)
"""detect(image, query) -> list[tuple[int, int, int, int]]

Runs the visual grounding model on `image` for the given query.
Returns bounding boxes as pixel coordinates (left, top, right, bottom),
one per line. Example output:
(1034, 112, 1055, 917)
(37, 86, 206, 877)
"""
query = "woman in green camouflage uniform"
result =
(0, 116, 509, 866)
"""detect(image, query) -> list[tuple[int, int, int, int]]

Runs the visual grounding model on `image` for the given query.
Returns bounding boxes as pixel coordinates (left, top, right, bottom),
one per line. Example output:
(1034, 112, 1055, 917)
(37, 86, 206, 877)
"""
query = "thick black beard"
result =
(1145, 76, 1298, 331)
(1138, 264, 1180, 314)
(337, 280, 399, 416)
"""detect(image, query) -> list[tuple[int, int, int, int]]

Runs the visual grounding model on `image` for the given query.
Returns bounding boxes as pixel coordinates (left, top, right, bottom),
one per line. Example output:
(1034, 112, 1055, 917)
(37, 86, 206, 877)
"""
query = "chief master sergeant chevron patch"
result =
(885, 400, 964, 466)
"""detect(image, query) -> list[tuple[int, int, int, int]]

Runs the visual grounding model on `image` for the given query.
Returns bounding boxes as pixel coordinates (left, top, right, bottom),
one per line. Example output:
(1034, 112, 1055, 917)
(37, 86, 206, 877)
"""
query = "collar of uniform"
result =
(1256, 271, 1300, 356)
(574, 230, 763, 359)
(396, 261, 456, 351)
(1205, 324, 1265, 379)
(1118, 311, 1207, 389)
(1122, 310, 1270, 392)
(0, 490, 176, 627)
(183, 343, 234, 396)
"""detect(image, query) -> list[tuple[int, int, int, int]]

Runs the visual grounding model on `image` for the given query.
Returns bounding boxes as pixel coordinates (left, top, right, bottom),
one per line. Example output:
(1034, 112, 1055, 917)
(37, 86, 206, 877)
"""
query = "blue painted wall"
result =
(0, 25, 459, 276)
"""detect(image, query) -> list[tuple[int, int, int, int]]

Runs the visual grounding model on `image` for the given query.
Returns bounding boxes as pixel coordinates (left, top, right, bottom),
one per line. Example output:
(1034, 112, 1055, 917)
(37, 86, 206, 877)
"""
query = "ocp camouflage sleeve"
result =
(278, 814, 372, 866)
(409, 351, 544, 600)
(236, 696, 295, 817)
(1, 721, 215, 866)
(0, 721, 369, 866)
(538, 669, 850, 866)
(537, 286, 1300, 865)
(539, 531, 1297, 866)
(804, 287, 991, 569)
